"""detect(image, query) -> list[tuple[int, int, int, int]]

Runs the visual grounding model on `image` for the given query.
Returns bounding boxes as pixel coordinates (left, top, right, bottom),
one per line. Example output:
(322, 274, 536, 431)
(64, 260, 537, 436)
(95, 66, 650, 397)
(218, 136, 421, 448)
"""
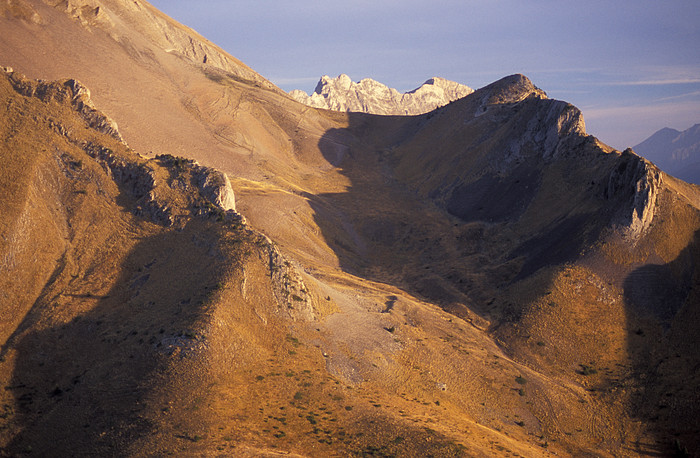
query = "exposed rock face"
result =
(4, 67, 123, 141)
(392, 74, 659, 244)
(634, 123, 700, 185)
(605, 149, 662, 240)
(4, 69, 241, 227)
(471, 74, 587, 166)
(263, 235, 314, 321)
(289, 74, 473, 115)
(194, 166, 237, 212)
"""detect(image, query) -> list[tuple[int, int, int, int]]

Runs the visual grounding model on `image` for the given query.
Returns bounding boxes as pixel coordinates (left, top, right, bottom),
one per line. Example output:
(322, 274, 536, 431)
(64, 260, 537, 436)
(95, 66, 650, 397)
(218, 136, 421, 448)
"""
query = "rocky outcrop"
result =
(290, 74, 473, 115)
(605, 149, 662, 240)
(130, 154, 245, 227)
(43, 0, 111, 27)
(64, 78, 123, 141)
(4, 68, 123, 141)
(4, 68, 242, 227)
(262, 235, 315, 321)
(514, 100, 587, 163)
(194, 166, 236, 212)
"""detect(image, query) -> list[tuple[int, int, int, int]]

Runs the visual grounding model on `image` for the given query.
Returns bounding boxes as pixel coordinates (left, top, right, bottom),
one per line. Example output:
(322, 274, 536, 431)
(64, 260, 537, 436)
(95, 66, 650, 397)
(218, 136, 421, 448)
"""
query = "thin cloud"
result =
(583, 100, 700, 119)
(657, 90, 700, 102)
(600, 78, 700, 86)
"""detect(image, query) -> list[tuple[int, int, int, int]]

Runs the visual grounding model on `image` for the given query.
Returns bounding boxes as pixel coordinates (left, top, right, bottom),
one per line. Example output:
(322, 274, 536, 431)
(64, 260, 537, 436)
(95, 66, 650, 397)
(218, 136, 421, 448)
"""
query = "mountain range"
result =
(1, 1, 699, 456)
(289, 74, 474, 115)
(634, 123, 700, 185)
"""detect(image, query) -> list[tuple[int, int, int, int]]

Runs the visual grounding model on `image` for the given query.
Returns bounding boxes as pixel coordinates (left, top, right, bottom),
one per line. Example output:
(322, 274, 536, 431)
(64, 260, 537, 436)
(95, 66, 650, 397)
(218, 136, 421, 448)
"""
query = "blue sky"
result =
(149, 0, 700, 150)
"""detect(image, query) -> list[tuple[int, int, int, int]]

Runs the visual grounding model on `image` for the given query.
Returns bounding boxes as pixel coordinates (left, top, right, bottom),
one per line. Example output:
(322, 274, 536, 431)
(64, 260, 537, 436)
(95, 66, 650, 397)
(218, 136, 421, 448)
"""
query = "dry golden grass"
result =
(1, 2, 700, 456)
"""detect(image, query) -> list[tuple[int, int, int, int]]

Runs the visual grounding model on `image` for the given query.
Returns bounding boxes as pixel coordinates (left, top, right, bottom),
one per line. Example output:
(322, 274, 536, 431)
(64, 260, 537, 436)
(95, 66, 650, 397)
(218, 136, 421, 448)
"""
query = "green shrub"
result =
(580, 364, 597, 376)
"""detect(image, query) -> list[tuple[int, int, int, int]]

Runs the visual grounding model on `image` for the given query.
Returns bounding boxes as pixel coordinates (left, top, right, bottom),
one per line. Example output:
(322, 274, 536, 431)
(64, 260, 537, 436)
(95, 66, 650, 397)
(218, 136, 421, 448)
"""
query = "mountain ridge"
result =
(289, 73, 474, 115)
(634, 123, 700, 185)
(2, 1, 700, 456)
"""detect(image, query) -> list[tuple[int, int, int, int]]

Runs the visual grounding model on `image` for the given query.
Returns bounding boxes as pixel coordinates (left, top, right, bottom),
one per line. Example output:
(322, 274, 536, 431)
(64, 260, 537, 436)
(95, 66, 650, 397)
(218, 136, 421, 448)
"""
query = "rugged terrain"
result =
(290, 74, 473, 115)
(634, 123, 700, 185)
(1, 0, 700, 456)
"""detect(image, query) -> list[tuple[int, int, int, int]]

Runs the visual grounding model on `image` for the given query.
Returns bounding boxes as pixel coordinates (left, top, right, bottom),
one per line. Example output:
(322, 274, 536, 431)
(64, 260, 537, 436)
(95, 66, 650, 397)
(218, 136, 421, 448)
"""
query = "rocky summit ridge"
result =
(289, 73, 473, 115)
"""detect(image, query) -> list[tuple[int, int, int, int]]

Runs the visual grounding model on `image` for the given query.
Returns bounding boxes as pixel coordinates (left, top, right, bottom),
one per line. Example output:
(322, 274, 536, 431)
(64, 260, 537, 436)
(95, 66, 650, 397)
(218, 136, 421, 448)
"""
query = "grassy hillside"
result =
(1, 1, 700, 456)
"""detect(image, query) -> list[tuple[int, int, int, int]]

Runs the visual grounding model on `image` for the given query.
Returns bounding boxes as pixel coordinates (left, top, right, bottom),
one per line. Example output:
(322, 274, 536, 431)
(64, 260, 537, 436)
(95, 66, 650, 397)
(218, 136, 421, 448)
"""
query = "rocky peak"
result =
(290, 74, 473, 115)
(474, 74, 547, 111)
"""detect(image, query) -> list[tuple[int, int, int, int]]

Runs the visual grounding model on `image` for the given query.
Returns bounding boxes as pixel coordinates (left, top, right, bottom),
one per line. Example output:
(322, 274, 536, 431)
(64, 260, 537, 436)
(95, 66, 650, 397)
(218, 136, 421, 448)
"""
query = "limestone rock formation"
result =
(194, 165, 237, 213)
(4, 68, 123, 141)
(604, 149, 663, 240)
(289, 74, 473, 115)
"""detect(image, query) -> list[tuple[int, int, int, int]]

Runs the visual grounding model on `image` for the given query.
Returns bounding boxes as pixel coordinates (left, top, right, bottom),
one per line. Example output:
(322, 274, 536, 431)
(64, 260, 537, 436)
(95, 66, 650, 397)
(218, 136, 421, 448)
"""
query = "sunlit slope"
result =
(307, 74, 700, 455)
(1, 1, 699, 456)
(0, 69, 318, 455)
(0, 66, 570, 458)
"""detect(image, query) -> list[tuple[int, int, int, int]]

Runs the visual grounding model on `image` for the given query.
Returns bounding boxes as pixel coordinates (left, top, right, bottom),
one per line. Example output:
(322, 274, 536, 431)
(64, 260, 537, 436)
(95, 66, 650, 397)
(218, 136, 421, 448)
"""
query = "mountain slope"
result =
(0, 68, 321, 455)
(1, 1, 700, 456)
(306, 75, 700, 454)
(0, 68, 568, 457)
(290, 74, 473, 115)
(634, 123, 700, 184)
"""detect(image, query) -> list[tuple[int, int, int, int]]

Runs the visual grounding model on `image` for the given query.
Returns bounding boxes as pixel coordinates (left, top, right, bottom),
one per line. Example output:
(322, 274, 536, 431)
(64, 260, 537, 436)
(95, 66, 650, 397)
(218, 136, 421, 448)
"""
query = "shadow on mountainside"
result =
(1, 220, 234, 455)
(308, 110, 611, 322)
(309, 108, 700, 455)
(307, 112, 502, 317)
(622, 229, 700, 455)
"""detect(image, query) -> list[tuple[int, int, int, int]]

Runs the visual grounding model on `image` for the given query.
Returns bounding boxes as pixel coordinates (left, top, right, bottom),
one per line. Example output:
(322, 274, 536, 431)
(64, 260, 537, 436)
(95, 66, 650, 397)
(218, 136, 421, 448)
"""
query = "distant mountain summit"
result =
(289, 74, 473, 115)
(634, 123, 700, 184)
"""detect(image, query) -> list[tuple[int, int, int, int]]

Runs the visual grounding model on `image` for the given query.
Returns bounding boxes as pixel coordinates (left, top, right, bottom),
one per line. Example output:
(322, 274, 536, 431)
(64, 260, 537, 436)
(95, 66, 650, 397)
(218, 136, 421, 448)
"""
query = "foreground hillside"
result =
(2, 1, 700, 456)
(0, 69, 324, 455)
